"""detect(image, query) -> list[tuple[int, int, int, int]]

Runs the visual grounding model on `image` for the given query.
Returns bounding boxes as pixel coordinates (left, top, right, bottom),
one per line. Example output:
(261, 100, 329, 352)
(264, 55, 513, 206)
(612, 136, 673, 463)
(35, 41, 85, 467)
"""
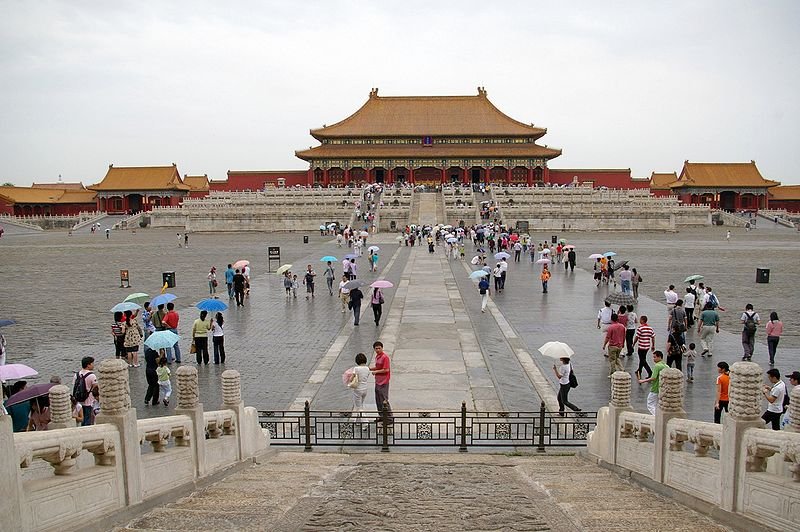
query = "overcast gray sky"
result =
(1, 1, 799, 186)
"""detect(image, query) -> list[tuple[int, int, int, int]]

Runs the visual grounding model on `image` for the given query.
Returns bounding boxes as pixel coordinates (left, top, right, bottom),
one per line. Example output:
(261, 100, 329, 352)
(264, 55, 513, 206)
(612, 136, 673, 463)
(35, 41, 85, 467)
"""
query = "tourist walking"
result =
(141, 302, 155, 341)
(492, 263, 503, 292)
(143, 347, 160, 406)
(157, 356, 172, 406)
(349, 286, 363, 326)
(225, 264, 235, 299)
(567, 248, 576, 272)
(339, 274, 351, 313)
(207, 267, 218, 296)
(243, 264, 251, 297)
(664, 285, 678, 313)
(540, 264, 551, 293)
(283, 272, 293, 300)
(714, 361, 730, 423)
(370, 341, 393, 422)
(191, 310, 211, 365)
(668, 299, 688, 347)
(211, 312, 225, 364)
(631, 268, 642, 298)
(499, 258, 508, 290)
(761, 368, 786, 430)
(371, 287, 384, 326)
(618, 264, 633, 295)
(478, 276, 490, 313)
(697, 302, 720, 357)
(684, 343, 697, 381)
(513, 241, 522, 262)
(553, 357, 581, 416)
(163, 302, 181, 363)
(639, 350, 667, 415)
(303, 265, 316, 299)
(766, 311, 783, 366)
(602, 313, 626, 377)
(111, 311, 126, 359)
(324, 261, 336, 295)
(597, 301, 613, 334)
(632, 315, 654, 380)
(741, 303, 760, 361)
(625, 304, 637, 357)
(122, 310, 143, 368)
(349, 258, 358, 279)
(666, 330, 684, 371)
(232, 269, 246, 307)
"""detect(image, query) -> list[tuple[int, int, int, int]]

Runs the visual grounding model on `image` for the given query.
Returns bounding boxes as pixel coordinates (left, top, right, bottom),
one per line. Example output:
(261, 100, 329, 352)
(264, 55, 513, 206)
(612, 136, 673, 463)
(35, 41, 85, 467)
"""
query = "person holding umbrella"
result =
(143, 346, 160, 406)
(348, 284, 364, 326)
(323, 261, 336, 296)
(371, 287, 384, 326)
(553, 357, 581, 417)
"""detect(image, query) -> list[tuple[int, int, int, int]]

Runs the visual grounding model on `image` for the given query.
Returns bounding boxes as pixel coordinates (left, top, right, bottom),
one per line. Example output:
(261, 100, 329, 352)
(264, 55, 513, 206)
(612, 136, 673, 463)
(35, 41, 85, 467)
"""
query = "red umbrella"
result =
(4, 382, 55, 407)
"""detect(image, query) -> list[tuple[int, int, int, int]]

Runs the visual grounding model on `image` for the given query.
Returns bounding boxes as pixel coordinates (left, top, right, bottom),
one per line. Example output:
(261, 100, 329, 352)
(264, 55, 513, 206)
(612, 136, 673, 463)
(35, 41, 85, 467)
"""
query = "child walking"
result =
(291, 274, 299, 298)
(156, 356, 172, 406)
(685, 342, 697, 381)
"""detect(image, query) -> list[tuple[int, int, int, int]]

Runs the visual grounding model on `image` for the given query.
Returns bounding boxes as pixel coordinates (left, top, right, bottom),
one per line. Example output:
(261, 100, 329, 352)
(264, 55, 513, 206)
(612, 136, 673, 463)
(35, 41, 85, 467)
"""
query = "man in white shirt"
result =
(597, 301, 613, 334)
(761, 368, 786, 430)
(683, 287, 696, 328)
(499, 258, 508, 290)
(664, 285, 678, 312)
(741, 303, 760, 361)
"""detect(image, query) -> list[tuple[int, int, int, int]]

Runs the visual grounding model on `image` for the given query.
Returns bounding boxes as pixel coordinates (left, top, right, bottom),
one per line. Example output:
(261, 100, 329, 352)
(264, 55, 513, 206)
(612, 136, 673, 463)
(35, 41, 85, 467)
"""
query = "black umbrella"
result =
(605, 291, 637, 307)
(612, 260, 629, 272)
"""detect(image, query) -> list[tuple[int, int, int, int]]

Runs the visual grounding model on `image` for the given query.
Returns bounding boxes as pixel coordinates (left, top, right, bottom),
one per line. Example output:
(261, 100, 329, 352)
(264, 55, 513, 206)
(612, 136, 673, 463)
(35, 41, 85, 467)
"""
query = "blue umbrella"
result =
(144, 330, 180, 350)
(603, 251, 617, 257)
(0, 319, 16, 327)
(110, 301, 141, 313)
(469, 270, 489, 279)
(151, 293, 177, 307)
(343, 254, 358, 260)
(196, 299, 228, 312)
(447, 237, 458, 243)
(320, 256, 338, 262)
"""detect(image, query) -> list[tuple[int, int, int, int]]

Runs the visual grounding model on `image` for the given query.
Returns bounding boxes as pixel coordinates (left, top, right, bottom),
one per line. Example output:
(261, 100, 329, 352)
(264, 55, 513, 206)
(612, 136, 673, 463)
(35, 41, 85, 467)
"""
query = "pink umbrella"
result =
(0, 363, 38, 381)
(233, 259, 249, 270)
(370, 280, 394, 288)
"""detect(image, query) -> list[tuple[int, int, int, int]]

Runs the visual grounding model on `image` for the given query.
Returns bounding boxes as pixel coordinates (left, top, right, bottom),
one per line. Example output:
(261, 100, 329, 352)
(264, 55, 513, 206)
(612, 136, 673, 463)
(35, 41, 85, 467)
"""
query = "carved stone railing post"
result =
(221, 370, 244, 459)
(605, 371, 632, 465)
(48, 384, 72, 429)
(787, 386, 800, 434)
(653, 368, 685, 482)
(720, 361, 763, 513)
(175, 365, 206, 477)
(95, 358, 142, 505)
(0, 415, 23, 530)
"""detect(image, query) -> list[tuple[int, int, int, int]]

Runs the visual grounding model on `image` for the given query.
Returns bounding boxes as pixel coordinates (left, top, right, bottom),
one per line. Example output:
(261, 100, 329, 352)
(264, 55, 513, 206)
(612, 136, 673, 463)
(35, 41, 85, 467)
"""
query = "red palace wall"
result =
(213, 171, 309, 191)
(0, 197, 13, 215)
(768, 200, 800, 213)
(548, 169, 649, 189)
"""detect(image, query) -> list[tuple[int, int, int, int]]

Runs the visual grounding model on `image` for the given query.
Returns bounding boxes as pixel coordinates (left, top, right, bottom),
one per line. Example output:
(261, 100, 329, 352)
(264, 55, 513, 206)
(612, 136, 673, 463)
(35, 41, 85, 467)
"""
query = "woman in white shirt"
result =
(350, 353, 372, 420)
(211, 312, 225, 364)
(552, 357, 581, 416)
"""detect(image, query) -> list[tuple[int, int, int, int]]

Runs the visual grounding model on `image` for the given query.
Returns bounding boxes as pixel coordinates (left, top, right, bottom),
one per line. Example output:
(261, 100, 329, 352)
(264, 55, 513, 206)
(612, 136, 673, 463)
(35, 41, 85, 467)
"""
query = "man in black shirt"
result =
(232, 269, 246, 307)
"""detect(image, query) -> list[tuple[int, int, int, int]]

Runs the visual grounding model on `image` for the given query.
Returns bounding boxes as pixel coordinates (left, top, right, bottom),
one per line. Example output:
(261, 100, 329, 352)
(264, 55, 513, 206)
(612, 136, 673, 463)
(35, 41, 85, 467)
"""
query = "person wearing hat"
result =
(783, 371, 799, 428)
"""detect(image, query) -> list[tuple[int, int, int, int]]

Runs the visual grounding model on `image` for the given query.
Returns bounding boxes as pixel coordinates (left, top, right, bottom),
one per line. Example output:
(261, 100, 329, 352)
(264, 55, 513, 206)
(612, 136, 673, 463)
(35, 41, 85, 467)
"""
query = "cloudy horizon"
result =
(1, 1, 798, 186)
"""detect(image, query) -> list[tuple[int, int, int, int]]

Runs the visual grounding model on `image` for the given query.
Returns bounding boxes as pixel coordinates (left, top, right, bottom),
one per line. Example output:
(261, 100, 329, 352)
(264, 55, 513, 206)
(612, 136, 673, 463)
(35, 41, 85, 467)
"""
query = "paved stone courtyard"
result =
(1, 225, 798, 421)
(117, 451, 731, 531)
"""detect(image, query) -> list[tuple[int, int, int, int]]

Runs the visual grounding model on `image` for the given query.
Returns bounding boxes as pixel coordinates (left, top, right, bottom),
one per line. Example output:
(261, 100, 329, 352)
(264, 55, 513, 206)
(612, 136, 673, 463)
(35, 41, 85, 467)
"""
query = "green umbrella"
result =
(684, 275, 704, 283)
(124, 293, 149, 305)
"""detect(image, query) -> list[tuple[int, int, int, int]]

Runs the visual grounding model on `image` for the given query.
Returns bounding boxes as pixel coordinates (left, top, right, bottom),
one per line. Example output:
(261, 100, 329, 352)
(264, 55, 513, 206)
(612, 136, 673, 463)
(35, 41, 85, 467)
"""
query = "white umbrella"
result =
(541, 248, 551, 254)
(368, 245, 380, 253)
(536, 258, 551, 265)
(538, 341, 575, 360)
(588, 253, 604, 260)
(359, 231, 369, 237)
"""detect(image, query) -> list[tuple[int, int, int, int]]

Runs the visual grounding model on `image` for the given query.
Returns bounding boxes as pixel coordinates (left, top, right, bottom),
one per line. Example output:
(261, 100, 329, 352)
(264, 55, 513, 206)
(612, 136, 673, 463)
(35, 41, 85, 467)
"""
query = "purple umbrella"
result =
(4, 382, 55, 407)
(0, 363, 39, 381)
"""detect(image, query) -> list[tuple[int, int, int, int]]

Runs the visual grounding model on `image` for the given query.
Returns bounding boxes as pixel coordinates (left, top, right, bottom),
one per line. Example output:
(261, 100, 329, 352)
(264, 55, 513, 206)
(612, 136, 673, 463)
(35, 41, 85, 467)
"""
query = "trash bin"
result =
(551, 235, 558, 244)
(303, 235, 309, 244)
(756, 268, 770, 284)
(162, 271, 176, 288)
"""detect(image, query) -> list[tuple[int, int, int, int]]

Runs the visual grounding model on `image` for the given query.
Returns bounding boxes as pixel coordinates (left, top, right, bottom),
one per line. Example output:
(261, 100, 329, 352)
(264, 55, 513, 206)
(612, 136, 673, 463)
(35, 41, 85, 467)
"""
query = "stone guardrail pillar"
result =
(95, 358, 142, 505)
(222, 370, 244, 459)
(175, 365, 206, 477)
(787, 386, 800, 434)
(720, 361, 763, 512)
(606, 371, 632, 464)
(0, 415, 23, 530)
(48, 384, 72, 429)
(653, 367, 685, 482)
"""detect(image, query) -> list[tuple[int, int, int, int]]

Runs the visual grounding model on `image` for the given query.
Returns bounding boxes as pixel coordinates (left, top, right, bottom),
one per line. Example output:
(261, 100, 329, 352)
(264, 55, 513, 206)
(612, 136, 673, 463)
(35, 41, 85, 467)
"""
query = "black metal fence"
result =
(258, 401, 596, 452)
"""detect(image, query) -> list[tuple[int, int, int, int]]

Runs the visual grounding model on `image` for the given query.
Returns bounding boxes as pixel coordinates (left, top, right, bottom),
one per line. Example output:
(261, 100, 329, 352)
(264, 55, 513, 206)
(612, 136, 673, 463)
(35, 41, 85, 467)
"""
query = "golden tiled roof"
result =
(769, 185, 800, 201)
(649, 172, 678, 190)
(675, 161, 779, 188)
(90, 165, 190, 192)
(310, 88, 548, 139)
(0, 187, 96, 204)
(183, 174, 210, 191)
(296, 142, 561, 160)
(32, 182, 86, 190)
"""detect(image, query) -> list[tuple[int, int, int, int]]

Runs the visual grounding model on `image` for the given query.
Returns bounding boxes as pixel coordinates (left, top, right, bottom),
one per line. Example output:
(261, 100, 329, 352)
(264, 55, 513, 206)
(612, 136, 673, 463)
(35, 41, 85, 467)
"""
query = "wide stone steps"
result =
(116, 452, 731, 531)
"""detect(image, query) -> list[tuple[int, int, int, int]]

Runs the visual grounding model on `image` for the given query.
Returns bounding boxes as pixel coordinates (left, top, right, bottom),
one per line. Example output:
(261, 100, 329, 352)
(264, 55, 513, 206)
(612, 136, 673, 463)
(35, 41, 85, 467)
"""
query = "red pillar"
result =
(306, 168, 313, 186)
(763, 192, 768, 210)
(441, 168, 446, 184)
(463, 168, 468, 185)
(409, 168, 415, 184)
(506, 167, 512, 184)
(527, 167, 533, 186)
(389, 168, 394, 184)
(543, 166, 550, 184)
(344, 168, 350, 185)
(484, 167, 490, 184)
(323, 169, 329, 187)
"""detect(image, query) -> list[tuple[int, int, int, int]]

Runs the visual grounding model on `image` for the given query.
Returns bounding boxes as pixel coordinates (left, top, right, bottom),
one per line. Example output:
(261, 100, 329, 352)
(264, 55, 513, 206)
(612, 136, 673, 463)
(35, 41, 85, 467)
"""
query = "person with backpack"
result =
(371, 287, 384, 326)
(552, 356, 581, 417)
(478, 276, 490, 313)
(668, 299, 688, 347)
(741, 303, 760, 361)
(72, 356, 97, 426)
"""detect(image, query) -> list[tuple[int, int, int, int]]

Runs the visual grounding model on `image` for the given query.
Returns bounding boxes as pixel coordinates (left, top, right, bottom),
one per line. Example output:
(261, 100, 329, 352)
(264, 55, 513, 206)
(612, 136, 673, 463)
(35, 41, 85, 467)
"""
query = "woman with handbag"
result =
(207, 267, 218, 297)
(371, 287, 384, 326)
(552, 356, 581, 417)
(191, 310, 212, 365)
(122, 310, 143, 368)
(348, 353, 371, 422)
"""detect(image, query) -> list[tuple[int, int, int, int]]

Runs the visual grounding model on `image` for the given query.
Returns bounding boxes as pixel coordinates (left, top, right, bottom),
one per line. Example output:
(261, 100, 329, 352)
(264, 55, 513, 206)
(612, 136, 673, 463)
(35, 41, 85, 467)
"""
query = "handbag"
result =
(347, 369, 360, 389)
(189, 341, 197, 354)
(568, 365, 578, 388)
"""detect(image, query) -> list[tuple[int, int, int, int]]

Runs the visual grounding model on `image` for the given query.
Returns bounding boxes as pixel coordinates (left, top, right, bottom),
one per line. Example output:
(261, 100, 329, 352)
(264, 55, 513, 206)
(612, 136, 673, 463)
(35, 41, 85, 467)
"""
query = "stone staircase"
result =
(407, 190, 421, 225)
(116, 452, 732, 531)
(416, 192, 438, 226)
(435, 192, 446, 225)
